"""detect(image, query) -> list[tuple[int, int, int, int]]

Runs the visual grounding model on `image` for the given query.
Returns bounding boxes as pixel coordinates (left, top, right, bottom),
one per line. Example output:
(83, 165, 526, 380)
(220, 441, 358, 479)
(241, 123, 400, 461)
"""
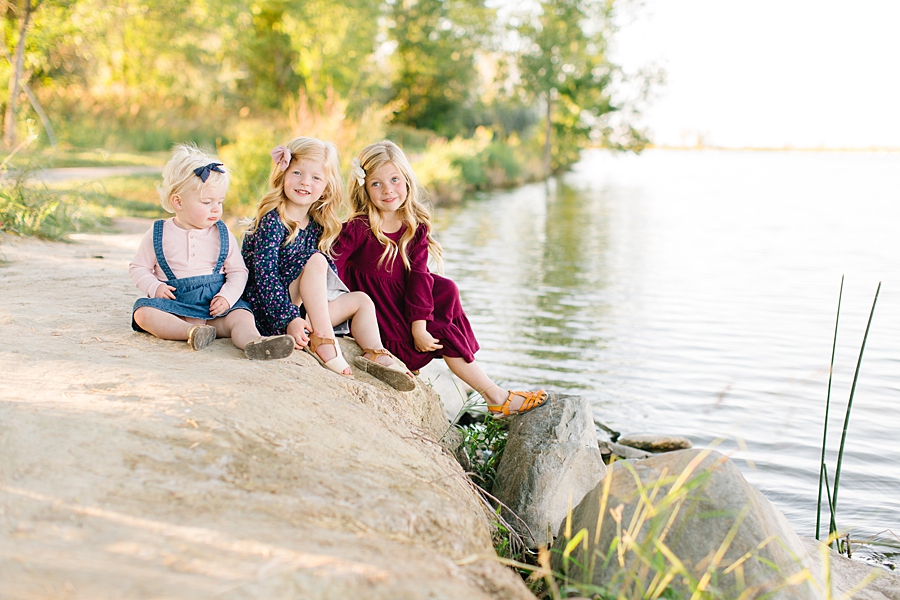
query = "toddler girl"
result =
(332, 140, 547, 418)
(130, 144, 294, 360)
(241, 136, 415, 391)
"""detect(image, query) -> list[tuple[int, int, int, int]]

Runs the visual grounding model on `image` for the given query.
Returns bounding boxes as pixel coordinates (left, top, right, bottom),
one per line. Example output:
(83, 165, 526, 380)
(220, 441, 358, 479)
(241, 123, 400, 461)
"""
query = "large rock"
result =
(0, 229, 532, 600)
(800, 537, 900, 600)
(553, 449, 821, 599)
(493, 394, 606, 548)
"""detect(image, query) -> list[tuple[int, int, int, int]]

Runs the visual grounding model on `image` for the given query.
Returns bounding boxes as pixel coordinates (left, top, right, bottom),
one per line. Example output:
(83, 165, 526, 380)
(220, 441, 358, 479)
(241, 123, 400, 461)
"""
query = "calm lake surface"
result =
(433, 149, 900, 565)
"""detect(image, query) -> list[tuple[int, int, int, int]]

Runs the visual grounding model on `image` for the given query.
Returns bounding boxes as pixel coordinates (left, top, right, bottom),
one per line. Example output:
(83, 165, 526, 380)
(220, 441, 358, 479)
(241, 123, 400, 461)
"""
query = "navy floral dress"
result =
(241, 210, 341, 336)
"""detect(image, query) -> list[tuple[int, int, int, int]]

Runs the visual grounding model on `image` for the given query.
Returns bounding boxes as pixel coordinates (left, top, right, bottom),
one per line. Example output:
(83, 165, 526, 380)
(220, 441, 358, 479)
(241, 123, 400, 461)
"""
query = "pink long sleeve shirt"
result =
(129, 218, 249, 309)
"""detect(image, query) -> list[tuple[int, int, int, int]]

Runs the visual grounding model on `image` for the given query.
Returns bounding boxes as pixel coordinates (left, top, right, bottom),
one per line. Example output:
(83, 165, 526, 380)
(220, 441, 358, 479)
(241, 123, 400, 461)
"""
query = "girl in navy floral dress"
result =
(241, 137, 415, 391)
(333, 140, 547, 418)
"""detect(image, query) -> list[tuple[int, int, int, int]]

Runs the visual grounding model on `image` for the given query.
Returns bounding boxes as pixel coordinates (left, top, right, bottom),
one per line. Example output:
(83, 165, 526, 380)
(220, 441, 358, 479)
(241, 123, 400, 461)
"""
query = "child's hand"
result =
(209, 295, 231, 317)
(286, 317, 310, 349)
(153, 284, 176, 300)
(412, 320, 442, 353)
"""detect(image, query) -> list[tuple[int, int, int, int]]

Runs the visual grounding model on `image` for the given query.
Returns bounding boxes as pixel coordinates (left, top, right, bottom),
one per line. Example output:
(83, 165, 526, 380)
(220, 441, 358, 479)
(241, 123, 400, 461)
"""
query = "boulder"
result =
(617, 433, 692, 452)
(553, 449, 822, 599)
(493, 394, 606, 548)
(800, 537, 900, 600)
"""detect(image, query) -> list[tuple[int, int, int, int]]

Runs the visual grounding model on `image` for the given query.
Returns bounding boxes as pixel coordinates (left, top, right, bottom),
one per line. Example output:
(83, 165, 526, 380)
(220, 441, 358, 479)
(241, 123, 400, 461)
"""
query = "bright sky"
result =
(611, 0, 900, 149)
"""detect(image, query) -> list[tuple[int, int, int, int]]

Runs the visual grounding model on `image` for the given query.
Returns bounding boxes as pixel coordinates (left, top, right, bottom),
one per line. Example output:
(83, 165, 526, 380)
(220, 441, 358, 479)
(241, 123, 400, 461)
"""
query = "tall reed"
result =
(816, 275, 842, 541)
(830, 282, 881, 536)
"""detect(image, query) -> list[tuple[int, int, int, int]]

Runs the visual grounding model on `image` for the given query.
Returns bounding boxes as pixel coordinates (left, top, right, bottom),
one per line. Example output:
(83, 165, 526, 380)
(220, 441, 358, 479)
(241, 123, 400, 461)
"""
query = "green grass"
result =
(45, 174, 167, 220)
(0, 177, 110, 239)
(12, 148, 167, 169)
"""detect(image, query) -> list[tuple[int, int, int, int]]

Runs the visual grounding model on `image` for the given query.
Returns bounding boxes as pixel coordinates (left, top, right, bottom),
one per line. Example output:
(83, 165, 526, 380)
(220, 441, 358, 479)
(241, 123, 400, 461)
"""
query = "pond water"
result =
(433, 149, 900, 566)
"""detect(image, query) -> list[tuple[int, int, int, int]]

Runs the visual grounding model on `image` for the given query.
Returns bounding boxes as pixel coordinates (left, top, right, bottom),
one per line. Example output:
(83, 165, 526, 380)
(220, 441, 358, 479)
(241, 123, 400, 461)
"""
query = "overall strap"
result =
(152, 220, 178, 281)
(213, 220, 229, 274)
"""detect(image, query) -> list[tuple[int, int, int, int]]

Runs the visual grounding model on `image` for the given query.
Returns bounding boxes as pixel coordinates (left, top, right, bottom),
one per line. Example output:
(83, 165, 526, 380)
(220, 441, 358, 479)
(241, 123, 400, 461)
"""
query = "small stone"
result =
(617, 433, 692, 452)
(598, 440, 653, 461)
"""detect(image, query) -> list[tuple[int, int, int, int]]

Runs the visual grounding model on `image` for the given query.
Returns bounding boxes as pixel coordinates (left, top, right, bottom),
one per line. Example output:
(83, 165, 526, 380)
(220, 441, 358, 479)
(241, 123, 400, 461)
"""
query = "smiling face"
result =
(282, 158, 328, 222)
(365, 162, 408, 217)
(171, 178, 226, 230)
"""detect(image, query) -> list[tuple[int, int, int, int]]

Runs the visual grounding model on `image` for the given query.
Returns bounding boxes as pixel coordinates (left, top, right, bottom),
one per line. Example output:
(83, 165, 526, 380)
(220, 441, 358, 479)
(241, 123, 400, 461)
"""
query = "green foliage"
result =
(457, 413, 509, 493)
(218, 119, 280, 216)
(386, 0, 495, 136)
(57, 174, 167, 219)
(1, 0, 653, 225)
(0, 173, 107, 239)
(411, 129, 543, 202)
(515, 0, 654, 171)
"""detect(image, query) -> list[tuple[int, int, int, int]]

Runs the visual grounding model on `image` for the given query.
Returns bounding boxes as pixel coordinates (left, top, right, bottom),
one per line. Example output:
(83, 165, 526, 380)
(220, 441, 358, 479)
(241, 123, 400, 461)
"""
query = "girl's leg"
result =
(134, 307, 194, 340)
(213, 309, 259, 349)
(328, 291, 415, 390)
(327, 291, 395, 367)
(444, 356, 546, 415)
(290, 254, 349, 374)
(213, 310, 294, 360)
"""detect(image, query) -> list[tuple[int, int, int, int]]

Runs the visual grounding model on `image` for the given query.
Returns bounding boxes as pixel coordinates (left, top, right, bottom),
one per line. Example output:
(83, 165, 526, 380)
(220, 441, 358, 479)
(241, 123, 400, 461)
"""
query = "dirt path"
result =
(0, 223, 531, 599)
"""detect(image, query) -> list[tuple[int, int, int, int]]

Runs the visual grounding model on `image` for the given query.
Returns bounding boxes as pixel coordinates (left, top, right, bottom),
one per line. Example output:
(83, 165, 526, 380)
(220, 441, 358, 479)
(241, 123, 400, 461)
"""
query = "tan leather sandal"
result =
(487, 390, 548, 419)
(305, 333, 352, 376)
(354, 348, 416, 392)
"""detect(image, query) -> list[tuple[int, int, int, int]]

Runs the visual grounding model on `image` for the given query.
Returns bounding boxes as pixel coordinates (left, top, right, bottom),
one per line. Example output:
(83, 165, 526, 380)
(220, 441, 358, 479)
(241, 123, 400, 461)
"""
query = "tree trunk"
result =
(542, 90, 553, 177)
(4, 0, 36, 149)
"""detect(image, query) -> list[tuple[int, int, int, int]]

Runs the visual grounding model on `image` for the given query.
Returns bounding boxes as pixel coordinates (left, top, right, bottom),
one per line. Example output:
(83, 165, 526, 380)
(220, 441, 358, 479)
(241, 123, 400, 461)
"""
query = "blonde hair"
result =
(346, 140, 443, 272)
(158, 143, 229, 213)
(244, 137, 344, 252)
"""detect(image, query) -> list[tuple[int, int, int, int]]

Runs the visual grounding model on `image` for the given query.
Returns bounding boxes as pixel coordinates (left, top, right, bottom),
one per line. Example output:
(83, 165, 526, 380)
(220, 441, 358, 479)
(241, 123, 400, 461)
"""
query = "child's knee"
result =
(305, 252, 327, 272)
(350, 291, 374, 312)
(133, 307, 152, 327)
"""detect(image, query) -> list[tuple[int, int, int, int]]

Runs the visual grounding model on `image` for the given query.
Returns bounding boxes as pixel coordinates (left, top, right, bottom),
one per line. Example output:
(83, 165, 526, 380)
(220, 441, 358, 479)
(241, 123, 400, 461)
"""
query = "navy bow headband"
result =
(193, 162, 225, 182)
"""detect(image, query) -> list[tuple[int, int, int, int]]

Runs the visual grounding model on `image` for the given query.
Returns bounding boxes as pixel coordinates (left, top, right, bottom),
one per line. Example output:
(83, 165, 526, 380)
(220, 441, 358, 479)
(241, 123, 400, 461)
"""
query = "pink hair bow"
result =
(270, 145, 292, 172)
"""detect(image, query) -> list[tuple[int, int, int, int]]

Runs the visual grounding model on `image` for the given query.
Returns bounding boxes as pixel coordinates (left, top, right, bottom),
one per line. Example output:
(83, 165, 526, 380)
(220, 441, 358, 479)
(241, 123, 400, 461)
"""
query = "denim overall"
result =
(132, 220, 252, 332)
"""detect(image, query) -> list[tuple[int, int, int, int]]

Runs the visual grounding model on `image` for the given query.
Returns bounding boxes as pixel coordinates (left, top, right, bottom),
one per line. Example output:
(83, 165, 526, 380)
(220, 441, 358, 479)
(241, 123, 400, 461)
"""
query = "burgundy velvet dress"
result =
(332, 217, 479, 371)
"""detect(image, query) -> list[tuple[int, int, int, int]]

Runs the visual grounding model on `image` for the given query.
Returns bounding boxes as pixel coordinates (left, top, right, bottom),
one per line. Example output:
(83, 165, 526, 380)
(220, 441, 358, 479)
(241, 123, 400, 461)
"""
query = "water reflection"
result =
(434, 149, 900, 563)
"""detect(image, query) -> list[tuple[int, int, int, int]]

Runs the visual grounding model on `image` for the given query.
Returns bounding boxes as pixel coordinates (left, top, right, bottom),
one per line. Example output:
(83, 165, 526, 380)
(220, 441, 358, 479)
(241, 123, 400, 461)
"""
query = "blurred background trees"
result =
(0, 0, 657, 206)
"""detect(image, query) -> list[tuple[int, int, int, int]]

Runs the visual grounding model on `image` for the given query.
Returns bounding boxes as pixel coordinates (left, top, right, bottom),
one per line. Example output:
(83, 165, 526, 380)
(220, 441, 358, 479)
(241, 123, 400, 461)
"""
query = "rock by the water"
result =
(617, 433, 692, 452)
(598, 440, 653, 461)
(553, 449, 822, 599)
(800, 537, 900, 600)
(493, 394, 606, 548)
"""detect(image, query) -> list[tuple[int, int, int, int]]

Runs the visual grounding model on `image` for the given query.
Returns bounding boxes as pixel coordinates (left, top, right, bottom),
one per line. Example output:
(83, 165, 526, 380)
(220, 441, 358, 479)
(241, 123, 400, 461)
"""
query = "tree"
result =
(386, 0, 494, 136)
(3, 0, 42, 148)
(516, 0, 651, 173)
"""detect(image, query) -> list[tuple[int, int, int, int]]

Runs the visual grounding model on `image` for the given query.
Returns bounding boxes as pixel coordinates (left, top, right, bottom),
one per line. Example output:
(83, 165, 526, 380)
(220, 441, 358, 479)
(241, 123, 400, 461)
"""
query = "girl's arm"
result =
(216, 229, 249, 308)
(405, 225, 441, 351)
(210, 228, 249, 316)
(246, 214, 305, 333)
(128, 228, 169, 298)
(404, 225, 435, 324)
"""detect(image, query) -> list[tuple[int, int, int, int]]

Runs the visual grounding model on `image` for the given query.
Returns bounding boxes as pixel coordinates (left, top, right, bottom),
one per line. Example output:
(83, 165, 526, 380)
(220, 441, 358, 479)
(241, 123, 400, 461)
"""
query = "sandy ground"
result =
(0, 221, 532, 600)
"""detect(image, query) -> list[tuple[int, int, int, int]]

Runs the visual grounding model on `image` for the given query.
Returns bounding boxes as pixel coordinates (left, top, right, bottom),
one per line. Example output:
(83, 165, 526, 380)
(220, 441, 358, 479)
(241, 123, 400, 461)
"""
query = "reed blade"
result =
(832, 281, 881, 520)
(822, 463, 838, 550)
(816, 275, 843, 541)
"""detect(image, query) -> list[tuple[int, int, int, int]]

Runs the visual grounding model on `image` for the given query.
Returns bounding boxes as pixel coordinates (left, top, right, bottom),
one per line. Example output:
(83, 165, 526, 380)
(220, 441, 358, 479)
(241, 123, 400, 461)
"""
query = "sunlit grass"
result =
(44, 174, 166, 220)
(13, 147, 168, 169)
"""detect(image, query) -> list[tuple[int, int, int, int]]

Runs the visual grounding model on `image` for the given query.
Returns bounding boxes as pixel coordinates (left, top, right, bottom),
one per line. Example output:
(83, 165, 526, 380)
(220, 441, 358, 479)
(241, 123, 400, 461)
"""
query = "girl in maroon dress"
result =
(332, 140, 547, 418)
